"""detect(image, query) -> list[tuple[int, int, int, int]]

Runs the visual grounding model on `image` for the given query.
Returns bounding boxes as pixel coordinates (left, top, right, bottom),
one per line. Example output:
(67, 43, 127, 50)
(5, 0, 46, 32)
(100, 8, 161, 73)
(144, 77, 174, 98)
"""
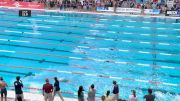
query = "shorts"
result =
(1, 88, 7, 97)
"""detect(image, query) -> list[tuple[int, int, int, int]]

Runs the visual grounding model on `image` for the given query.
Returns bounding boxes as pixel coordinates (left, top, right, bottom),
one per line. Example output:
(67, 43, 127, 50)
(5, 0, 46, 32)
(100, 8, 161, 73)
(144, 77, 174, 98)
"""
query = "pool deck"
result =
(7, 90, 77, 101)
(0, 6, 180, 19)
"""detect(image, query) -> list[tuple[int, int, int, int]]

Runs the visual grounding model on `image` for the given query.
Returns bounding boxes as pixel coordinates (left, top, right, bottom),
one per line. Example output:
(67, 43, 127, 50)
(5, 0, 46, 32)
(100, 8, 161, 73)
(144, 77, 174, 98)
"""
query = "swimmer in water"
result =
(60, 79, 70, 83)
(24, 72, 35, 77)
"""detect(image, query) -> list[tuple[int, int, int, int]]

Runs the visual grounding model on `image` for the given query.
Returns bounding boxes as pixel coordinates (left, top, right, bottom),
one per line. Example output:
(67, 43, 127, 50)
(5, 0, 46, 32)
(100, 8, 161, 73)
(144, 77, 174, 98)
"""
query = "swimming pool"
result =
(0, 8, 179, 101)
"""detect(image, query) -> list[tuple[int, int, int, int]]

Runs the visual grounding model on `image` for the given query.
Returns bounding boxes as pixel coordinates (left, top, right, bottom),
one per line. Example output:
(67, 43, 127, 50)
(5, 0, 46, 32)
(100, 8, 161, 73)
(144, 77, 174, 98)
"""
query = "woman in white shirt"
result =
(128, 90, 137, 101)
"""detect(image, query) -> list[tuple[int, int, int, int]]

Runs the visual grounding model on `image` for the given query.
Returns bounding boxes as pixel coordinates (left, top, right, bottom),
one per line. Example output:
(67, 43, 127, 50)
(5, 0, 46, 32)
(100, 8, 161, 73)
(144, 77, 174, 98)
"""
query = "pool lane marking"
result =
(2, 19, 180, 39)
(0, 37, 179, 57)
(4, 29, 180, 47)
(0, 48, 179, 71)
(0, 64, 179, 87)
(17, 24, 51, 29)
(1, 17, 180, 37)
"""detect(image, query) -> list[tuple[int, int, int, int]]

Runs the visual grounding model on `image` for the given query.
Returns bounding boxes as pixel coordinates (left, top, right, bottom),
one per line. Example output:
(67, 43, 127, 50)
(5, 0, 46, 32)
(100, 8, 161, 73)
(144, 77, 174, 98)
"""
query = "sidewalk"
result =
(7, 90, 77, 101)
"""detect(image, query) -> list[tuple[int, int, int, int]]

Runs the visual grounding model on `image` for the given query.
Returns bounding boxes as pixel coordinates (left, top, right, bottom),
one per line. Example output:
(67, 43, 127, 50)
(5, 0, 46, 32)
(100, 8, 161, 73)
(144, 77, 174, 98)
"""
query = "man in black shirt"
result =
(144, 88, 155, 101)
(14, 76, 24, 101)
(52, 77, 64, 101)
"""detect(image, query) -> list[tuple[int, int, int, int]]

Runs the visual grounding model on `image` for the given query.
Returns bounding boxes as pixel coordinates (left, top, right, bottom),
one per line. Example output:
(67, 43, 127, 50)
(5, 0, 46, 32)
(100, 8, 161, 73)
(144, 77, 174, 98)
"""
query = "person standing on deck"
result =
(112, 81, 119, 101)
(14, 76, 24, 101)
(43, 79, 53, 101)
(52, 77, 64, 101)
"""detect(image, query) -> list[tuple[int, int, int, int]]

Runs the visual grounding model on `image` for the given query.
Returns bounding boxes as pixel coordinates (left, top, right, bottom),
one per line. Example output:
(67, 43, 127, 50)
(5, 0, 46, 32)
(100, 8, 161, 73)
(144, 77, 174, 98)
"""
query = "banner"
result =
(144, 9, 161, 14)
(96, 7, 113, 12)
(0, 1, 44, 9)
(116, 8, 142, 14)
(167, 0, 174, 8)
(165, 10, 180, 16)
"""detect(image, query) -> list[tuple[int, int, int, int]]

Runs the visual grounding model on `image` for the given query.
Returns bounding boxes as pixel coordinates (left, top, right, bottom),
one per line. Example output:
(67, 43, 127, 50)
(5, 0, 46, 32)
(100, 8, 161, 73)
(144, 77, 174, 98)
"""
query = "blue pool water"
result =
(0, 8, 180, 101)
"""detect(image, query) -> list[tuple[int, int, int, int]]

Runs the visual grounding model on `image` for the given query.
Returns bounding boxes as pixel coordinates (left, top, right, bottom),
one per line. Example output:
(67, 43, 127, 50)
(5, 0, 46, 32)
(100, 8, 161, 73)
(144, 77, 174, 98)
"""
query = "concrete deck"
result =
(7, 90, 77, 101)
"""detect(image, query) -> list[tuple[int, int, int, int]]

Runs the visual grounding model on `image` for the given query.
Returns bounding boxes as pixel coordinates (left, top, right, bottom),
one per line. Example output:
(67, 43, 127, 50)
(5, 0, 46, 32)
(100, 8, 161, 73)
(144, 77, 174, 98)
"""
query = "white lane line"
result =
(128, 21, 136, 22)
(77, 46, 90, 48)
(37, 26, 51, 28)
(17, 24, 32, 27)
(141, 27, 150, 29)
(99, 19, 108, 21)
(0, 50, 15, 53)
(27, 19, 42, 22)
(158, 43, 170, 46)
(115, 61, 127, 64)
(69, 57, 83, 60)
(137, 63, 150, 67)
(89, 30, 99, 32)
(109, 76, 122, 80)
(123, 32, 133, 35)
(142, 21, 151, 23)
(94, 24, 105, 26)
(84, 73, 97, 77)
(161, 66, 175, 69)
(0, 39, 8, 41)
(172, 23, 180, 24)
(173, 29, 180, 31)
(36, 14, 50, 17)
(140, 34, 150, 36)
(5, 30, 22, 33)
(138, 51, 150, 54)
(57, 70, 71, 74)
(122, 40, 132, 42)
(126, 26, 135, 28)
(23, 32, 41, 35)
(44, 20, 59, 23)
(159, 53, 172, 56)
(85, 37, 95, 40)
(139, 41, 150, 44)
(10, 40, 30, 43)
(107, 31, 116, 33)
(99, 48, 110, 51)
(92, 58, 105, 62)
(135, 79, 149, 83)
(176, 36, 180, 38)
(112, 25, 119, 27)
(157, 35, 168, 37)
(118, 49, 129, 52)
(163, 83, 178, 86)
(104, 38, 114, 41)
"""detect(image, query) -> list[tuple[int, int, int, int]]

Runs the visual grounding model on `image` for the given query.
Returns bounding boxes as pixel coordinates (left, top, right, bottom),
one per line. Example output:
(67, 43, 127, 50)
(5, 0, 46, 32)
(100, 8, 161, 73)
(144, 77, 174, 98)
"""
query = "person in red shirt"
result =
(42, 79, 53, 101)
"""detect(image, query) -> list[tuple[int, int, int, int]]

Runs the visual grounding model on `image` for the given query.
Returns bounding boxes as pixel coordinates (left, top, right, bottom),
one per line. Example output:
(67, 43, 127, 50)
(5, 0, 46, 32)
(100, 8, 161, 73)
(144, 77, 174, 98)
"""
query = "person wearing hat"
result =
(78, 86, 84, 101)
(52, 77, 64, 101)
(0, 77, 7, 101)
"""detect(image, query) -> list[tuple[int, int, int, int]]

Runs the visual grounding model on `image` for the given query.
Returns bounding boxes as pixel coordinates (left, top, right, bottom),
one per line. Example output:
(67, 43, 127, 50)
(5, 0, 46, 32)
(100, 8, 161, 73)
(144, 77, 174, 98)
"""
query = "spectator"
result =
(112, 81, 119, 101)
(144, 88, 155, 101)
(0, 77, 7, 101)
(101, 95, 105, 101)
(128, 90, 137, 101)
(87, 84, 96, 101)
(105, 90, 113, 101)
(78, 86, 84, 101)
(52, 77, 64, 101)
(14, 76, 24, 101)
(43, 78, 53, 101)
